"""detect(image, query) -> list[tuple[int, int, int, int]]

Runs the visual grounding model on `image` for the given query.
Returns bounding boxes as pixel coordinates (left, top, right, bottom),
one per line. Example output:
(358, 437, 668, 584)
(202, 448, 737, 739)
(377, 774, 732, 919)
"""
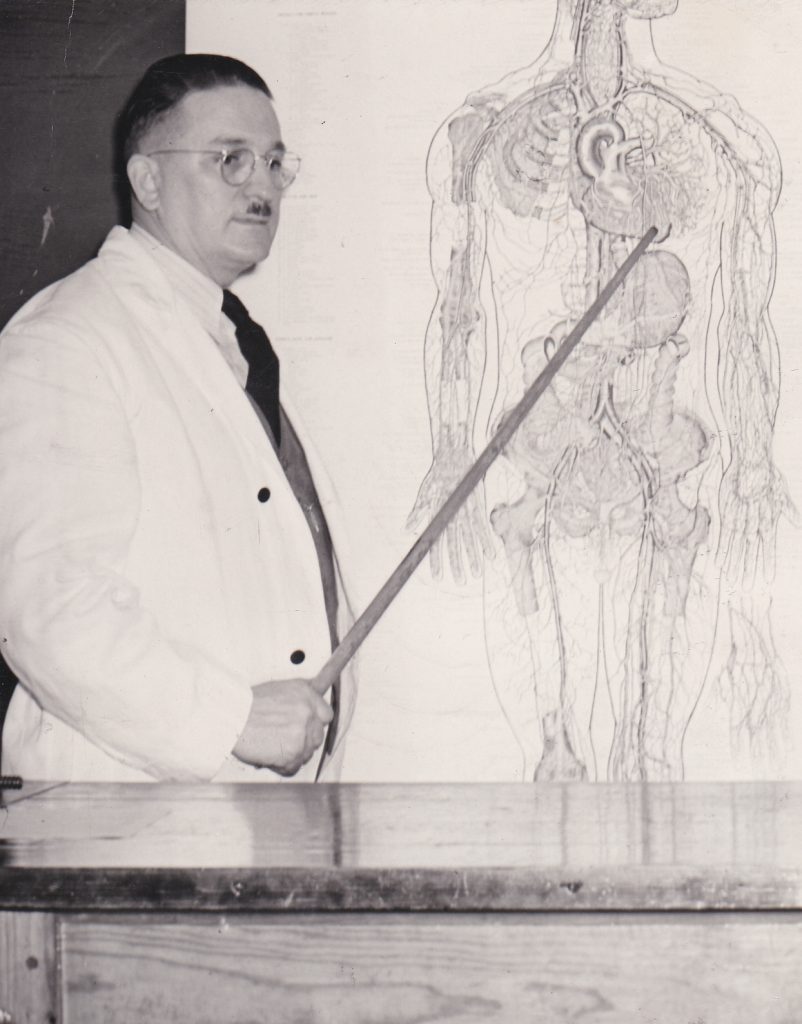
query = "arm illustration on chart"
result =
(407, 19, 576, 584)
(409, 0, 792, 781)
(406, 122, 495, 584)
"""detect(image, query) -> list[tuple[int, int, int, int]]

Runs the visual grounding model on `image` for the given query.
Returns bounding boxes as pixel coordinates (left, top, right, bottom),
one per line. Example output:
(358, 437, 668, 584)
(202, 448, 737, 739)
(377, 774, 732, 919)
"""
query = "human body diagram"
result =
(409, 0, 791, 781)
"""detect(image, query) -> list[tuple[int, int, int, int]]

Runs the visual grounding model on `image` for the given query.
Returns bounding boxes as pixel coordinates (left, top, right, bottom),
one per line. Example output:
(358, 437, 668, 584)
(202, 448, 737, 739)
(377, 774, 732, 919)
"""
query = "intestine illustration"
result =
(408, 0, 791, 781)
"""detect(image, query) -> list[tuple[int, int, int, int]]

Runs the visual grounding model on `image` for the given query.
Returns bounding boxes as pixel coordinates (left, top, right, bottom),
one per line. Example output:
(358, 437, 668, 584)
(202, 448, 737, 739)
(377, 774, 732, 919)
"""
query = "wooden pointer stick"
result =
(312, 225, 659, 695)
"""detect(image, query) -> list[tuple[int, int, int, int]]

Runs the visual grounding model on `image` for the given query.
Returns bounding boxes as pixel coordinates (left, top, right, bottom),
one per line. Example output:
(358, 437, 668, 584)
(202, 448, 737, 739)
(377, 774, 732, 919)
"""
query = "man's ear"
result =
(127, 154, 161, 212)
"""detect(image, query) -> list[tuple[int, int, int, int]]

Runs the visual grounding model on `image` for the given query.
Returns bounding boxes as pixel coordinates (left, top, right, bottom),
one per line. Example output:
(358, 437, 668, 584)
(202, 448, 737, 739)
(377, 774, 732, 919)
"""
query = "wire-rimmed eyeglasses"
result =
(145, 147, 301, 189)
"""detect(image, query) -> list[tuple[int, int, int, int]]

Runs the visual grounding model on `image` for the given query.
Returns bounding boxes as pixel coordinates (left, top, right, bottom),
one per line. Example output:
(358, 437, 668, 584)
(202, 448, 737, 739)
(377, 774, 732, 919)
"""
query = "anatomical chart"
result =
(188, 0, 801, 782)
(409, 0, 792, 781)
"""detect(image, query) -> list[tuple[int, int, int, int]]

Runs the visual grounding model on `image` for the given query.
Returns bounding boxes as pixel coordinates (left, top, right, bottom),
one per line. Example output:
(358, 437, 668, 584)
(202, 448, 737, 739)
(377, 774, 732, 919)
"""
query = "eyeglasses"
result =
(145, 147, 302, 189)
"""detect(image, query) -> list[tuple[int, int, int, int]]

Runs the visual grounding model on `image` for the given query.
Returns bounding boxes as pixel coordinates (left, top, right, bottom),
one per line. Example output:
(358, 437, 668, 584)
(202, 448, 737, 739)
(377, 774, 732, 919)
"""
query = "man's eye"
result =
(221, 150, 248, 168)
(267, 155, 283, 171)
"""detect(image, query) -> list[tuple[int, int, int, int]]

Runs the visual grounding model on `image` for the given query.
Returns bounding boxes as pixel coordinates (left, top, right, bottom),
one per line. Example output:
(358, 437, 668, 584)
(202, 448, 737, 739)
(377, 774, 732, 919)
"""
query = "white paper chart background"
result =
(188, 0, 802, 781)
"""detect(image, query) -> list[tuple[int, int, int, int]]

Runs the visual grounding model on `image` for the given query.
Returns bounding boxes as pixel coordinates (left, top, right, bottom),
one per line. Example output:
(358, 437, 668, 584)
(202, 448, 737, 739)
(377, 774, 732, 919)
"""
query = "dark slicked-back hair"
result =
(119, 53, 273, 162)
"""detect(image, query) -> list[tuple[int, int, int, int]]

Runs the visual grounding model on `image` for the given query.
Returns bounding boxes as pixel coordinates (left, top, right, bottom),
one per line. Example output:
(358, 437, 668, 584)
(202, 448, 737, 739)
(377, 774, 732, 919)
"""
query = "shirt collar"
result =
(129, 223, 224, 337)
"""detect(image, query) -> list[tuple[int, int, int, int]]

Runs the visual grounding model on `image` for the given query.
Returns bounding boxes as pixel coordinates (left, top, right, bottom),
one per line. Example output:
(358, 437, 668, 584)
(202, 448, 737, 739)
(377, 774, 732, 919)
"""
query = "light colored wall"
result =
(188, 0, 802, 781)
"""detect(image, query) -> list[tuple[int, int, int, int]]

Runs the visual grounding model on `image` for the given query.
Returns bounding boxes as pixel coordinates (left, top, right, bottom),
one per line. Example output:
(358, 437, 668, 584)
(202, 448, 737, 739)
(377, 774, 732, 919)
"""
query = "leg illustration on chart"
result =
(409, 0, 791, 780)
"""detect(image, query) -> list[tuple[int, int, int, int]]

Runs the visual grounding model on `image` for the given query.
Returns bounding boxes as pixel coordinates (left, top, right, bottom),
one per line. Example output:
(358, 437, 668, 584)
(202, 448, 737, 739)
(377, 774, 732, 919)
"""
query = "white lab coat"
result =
(0, 227, 356, 782)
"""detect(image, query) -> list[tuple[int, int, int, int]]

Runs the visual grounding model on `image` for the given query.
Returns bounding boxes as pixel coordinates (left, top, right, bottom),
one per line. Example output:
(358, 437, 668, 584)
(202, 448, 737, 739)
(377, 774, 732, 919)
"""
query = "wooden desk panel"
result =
(1, 782, 800, 1023)
(60, 912, 802, 1024)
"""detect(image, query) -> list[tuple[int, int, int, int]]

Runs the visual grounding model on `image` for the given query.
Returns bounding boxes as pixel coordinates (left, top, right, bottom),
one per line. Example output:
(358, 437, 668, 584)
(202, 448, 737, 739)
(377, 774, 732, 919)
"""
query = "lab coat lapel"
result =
(280, 390, 359, 611)
(102, 229, 280, 469)
(280, 390, 360, 759)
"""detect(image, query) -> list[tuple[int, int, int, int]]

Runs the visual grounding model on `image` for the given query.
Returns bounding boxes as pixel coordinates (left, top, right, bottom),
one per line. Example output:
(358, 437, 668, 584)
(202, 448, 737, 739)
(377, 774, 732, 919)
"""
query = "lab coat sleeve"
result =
(0, 317, 253, 781)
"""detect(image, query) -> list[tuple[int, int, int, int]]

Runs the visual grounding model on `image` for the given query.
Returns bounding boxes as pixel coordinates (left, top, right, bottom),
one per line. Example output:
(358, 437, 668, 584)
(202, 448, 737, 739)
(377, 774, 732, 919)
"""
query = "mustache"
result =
(245, 199, 272, 218)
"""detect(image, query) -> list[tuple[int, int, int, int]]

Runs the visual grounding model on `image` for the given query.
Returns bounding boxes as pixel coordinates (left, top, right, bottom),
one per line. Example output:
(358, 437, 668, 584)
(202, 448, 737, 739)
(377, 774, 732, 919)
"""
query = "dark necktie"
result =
(222, 292, 340, 773)
(222, 289, 281, 446)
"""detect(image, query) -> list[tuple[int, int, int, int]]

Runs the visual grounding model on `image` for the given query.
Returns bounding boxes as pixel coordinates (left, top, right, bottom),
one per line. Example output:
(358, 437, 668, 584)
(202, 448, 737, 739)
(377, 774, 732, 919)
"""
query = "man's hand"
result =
(232, 679, 333, 776)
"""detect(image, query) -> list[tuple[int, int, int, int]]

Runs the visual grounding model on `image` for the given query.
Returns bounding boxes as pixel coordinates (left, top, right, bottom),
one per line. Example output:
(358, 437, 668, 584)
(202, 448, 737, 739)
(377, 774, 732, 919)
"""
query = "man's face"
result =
(135, 84, 285, 286)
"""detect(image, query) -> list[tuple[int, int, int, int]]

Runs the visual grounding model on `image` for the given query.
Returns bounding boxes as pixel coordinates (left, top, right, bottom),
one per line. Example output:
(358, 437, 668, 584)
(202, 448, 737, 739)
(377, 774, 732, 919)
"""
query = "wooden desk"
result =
(1, 782, 800, 1022)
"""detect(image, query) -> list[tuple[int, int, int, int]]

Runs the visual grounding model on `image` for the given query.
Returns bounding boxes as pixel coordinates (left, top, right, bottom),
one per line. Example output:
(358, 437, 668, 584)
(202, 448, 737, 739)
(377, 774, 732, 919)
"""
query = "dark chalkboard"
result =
(0, 0, 185, 330)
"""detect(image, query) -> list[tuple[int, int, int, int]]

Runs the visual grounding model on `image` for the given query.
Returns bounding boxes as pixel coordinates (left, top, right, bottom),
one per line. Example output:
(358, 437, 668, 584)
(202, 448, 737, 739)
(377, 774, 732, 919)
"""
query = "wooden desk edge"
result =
(1, 864, 800, 913)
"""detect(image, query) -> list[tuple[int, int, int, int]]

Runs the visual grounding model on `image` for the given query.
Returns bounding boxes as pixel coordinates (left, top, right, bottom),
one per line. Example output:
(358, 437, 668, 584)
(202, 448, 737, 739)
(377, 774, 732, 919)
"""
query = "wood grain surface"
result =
(0, 912, 58, 1024)
(1, 782, 800, 912)
(59, 912, 802, 1024)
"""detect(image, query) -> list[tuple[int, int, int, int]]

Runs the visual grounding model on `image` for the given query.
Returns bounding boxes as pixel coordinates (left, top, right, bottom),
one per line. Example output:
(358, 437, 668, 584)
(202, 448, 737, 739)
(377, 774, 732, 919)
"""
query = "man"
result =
(0, 54, 355, 782)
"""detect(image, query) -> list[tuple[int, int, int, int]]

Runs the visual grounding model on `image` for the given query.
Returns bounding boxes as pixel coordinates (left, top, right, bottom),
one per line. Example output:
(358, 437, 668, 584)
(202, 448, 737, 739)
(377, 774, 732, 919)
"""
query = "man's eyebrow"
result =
(209, 136, 287, 152)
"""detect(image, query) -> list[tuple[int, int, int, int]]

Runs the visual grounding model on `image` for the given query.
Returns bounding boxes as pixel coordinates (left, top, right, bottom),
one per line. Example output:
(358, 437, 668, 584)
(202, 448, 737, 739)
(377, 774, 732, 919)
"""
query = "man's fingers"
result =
(307, 718, 326, 749)
(313, 691, 334, 723)
(235, 678, 334, 773)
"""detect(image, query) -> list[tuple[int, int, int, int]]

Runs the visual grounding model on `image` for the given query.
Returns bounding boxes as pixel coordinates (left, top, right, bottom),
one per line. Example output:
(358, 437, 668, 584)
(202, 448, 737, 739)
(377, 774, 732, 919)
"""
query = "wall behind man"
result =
(0, 0, 185, 330)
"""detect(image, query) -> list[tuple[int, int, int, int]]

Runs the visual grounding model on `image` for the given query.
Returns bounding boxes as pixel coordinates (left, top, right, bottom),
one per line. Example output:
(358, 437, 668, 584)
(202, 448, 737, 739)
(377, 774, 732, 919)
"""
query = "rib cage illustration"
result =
(408, 0, 790, 781)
